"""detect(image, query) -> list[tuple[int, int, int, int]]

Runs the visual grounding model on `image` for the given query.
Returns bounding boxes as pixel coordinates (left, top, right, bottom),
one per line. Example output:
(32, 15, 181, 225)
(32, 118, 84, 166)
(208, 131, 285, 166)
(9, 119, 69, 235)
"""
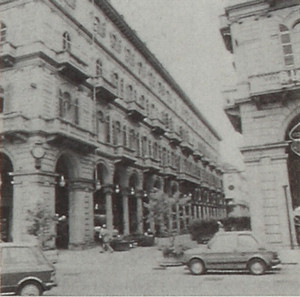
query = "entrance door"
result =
(1, 154, 13, 242)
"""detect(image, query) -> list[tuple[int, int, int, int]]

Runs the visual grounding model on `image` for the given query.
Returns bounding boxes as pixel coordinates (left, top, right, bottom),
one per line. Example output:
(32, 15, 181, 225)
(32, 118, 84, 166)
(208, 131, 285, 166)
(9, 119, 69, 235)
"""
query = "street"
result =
(45, 245, 300, 296)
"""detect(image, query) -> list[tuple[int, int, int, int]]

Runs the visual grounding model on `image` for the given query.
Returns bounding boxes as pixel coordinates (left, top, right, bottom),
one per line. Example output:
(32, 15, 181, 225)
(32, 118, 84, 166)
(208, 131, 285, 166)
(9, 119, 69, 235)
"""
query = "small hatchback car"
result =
(182, 231, 281, 275)
(1, 243, 57, 295)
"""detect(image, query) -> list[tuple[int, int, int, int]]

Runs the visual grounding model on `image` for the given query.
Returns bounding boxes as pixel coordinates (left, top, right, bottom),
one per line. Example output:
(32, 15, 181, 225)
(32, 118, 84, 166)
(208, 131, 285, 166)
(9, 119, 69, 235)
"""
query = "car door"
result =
(236, 234, 260, 269)
(205, 233, 238, 270)
(1, 247, 17, 293)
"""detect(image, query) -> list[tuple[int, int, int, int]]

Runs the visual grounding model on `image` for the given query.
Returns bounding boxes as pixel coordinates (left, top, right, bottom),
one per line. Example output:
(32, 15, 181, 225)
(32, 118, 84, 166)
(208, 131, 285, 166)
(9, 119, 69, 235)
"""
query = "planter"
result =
(110, 240, 131, 251)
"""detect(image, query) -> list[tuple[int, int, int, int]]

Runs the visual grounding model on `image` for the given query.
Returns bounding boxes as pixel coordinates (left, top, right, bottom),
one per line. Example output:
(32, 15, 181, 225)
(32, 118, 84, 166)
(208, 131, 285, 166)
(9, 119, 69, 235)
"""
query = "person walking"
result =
(99, 224, 114, 253)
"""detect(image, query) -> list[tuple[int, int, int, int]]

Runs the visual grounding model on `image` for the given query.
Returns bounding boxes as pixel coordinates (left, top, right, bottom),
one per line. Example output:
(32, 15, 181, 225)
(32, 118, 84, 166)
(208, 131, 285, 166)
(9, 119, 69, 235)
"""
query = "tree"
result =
(143, 188, 174, 236)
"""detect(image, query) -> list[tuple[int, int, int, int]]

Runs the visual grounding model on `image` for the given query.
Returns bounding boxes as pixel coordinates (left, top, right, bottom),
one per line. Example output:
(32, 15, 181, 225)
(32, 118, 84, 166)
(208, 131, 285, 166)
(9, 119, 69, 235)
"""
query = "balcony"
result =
(45, 118, 97, 153)
(143, 156, 160, 173)
(56, 50, 89, 83)
(249, 68, 300, 95)
(127, 100, 146, 122)
(151, 118, 166, 135)
(180, 141, 194, 155)
(193, 149, 203, 160)
(114, 145, 137, 165)
(161, 165, 177, 178)
(0, 113, 30, 142)
(219, 14, 232, 53)
(0, 42, 17, 67)
(94, 75, 118, 103)
(178, 170, 198, 184)
(165, 131, 182, 145)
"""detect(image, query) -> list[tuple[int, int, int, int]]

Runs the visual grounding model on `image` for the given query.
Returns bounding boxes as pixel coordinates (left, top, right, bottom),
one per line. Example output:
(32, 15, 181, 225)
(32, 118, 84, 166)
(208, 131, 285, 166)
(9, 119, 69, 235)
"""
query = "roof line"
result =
(96, 0, 222, 141)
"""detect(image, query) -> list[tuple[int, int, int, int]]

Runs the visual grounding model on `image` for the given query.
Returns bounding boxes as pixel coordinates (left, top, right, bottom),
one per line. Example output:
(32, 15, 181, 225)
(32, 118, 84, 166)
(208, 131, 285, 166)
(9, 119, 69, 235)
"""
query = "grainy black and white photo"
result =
(0, 0, 300, 296)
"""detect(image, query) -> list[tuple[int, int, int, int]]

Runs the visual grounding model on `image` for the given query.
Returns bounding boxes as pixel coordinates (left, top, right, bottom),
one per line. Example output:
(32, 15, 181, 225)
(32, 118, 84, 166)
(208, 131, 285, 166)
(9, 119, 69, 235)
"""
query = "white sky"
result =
(110, 0, 244, 169)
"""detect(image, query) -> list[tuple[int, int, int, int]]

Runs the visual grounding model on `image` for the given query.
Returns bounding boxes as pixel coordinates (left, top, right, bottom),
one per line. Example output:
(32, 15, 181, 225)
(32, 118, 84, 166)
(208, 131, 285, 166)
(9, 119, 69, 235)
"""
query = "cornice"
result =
(96, 0, 222, 141)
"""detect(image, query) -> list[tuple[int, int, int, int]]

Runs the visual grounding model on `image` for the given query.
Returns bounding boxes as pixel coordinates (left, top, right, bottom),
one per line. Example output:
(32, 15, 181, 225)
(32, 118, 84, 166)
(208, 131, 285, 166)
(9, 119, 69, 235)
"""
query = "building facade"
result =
(221, 0, 300, 248)
(0, 0, 225, 249)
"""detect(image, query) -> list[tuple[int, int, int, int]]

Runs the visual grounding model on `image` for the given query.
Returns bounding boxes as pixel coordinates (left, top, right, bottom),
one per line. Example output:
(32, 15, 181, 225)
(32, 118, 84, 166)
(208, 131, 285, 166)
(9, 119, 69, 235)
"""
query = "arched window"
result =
(62, 31, 71, 51)
(93, 17, 100, 33)
(96, 59, 102, 77)
(279, 24, 294, 66)
(112, 73, 119, 89)
(292, 21, 300, 65)
(0, 22, 7, 43)
(96, 110, 104, 138)
(59, 91, 71, 118)
(0, 86, 4, 113)
(127, 85, 133, 101)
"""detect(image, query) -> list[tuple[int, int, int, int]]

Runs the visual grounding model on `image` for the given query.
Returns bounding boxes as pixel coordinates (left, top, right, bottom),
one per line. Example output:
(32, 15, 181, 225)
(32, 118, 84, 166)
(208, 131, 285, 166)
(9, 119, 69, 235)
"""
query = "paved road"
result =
(45, 246, 300, 296)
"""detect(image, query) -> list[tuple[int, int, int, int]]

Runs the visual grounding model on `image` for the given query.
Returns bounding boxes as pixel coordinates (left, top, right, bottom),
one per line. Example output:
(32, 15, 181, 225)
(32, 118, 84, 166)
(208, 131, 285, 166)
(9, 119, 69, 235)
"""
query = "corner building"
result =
(221, 0, 300, 248)
(0, 0, 225, 249)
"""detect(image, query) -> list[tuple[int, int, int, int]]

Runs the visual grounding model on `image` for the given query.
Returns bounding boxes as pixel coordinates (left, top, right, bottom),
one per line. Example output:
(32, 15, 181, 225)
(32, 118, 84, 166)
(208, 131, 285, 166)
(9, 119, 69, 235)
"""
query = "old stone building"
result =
(221, 0, 300, 248)
(0, 0, 225, 249)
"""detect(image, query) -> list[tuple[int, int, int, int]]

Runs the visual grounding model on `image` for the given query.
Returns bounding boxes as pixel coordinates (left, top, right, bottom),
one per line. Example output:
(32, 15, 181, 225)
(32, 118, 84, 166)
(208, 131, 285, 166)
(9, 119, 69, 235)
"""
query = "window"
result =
(127, 85, 133, 101)
(238, 235, 259, 250)
(62, 31, 71, 51)
(0, 22, 6, 43)
(58, 90, 79, 124)
(280, 24, 294, 66)
(123, 125, 127, 146)
(106, 116, 111, 143)
(96, 110, 104, 138)
(96, 59, 102, 77)
(112, 73, 119, 88)
(94, 17, 100, 34)
(292, 21, 300, 65)
(209, 234, 237, 252)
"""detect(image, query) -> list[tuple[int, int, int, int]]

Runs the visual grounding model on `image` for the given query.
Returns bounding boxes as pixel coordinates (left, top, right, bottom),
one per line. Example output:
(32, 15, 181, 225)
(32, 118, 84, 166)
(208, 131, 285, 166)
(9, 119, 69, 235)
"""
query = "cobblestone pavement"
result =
(44, 242, 300, 296)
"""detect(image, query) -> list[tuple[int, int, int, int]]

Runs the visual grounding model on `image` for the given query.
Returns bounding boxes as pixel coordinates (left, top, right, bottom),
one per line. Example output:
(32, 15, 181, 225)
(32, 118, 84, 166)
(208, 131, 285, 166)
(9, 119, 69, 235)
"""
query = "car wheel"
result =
(189, 258, 205, 275)
(18, 281, 43, 296)
(248, 259, 266, 275)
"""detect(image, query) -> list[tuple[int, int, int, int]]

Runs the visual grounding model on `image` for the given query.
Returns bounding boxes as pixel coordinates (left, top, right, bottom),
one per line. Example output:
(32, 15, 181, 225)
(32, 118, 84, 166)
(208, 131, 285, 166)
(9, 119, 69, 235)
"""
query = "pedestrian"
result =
(217, 221, 224, 232)
(99, 224, 114, 253)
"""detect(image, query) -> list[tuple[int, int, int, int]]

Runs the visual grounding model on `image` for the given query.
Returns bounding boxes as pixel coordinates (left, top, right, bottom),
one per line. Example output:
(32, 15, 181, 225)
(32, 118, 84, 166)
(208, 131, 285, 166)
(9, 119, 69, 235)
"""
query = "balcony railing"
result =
(161, 165, 177, 177)
(151, 118, 166, 135)
(249, 68, 300, 95)
(0, 113, 30, 141)
(114, 145, 137, 165)
(143, 156, 160, 173)
(180, 141, 194, 155)
(56, 50, 89, 83)
(127, 100, 146, 121)
(94, 75, 118, 103)
(0, 42, 17, 67)
(46, 118, 97, 152)
(165, 131, 182, 145)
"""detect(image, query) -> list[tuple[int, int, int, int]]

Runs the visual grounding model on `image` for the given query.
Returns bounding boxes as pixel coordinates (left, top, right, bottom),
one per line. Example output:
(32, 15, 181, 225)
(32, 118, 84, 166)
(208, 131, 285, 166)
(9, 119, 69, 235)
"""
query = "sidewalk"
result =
(278, 248, 300, 265)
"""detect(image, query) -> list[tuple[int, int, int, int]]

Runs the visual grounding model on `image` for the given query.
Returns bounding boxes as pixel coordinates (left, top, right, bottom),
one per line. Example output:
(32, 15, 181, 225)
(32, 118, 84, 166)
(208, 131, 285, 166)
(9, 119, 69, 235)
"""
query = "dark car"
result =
(1, 243, 57, 295)
(182, 231, 281, 275)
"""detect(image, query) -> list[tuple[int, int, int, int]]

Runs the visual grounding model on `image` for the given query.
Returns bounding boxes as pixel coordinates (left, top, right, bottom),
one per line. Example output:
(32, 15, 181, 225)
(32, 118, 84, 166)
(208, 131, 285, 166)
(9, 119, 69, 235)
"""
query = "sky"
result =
(110, 0, 244, 169)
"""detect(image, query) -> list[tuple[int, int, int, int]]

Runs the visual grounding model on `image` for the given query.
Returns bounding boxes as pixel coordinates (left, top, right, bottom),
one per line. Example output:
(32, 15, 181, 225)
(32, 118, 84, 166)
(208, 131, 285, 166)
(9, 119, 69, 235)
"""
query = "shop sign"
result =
(280, 69, 300, 85)
(289, 122, 300, 156)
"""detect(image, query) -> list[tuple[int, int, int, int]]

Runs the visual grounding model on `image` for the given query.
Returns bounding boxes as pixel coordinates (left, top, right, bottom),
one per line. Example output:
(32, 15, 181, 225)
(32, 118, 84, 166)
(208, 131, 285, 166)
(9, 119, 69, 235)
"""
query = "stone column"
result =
(122, 189, 129, 235)
(68, 179, 94, 249)
(11, 171, 57, 245)
(103, 185, 113, 233)
(136, 190, 144, 233)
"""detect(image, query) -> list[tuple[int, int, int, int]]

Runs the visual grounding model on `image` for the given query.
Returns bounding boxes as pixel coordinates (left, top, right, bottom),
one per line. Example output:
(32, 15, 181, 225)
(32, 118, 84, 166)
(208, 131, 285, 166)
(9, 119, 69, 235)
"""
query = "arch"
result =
(62, 31, 71, 51)
(1, 152, 14, 242)
(279, 105, 300, 141)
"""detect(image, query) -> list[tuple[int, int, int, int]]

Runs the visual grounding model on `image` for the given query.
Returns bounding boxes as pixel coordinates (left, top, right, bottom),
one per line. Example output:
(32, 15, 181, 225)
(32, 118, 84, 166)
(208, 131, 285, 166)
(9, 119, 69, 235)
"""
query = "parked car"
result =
(123, 232, 155, 247)
(1, 243, 57, 295)
(182, 231, 281, 275)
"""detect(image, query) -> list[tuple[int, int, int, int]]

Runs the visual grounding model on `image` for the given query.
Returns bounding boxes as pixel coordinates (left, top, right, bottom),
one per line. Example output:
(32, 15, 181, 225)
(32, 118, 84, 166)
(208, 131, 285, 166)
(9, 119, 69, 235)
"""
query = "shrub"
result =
(189, 219, 219, 243)
(221, 216, 251, 231)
